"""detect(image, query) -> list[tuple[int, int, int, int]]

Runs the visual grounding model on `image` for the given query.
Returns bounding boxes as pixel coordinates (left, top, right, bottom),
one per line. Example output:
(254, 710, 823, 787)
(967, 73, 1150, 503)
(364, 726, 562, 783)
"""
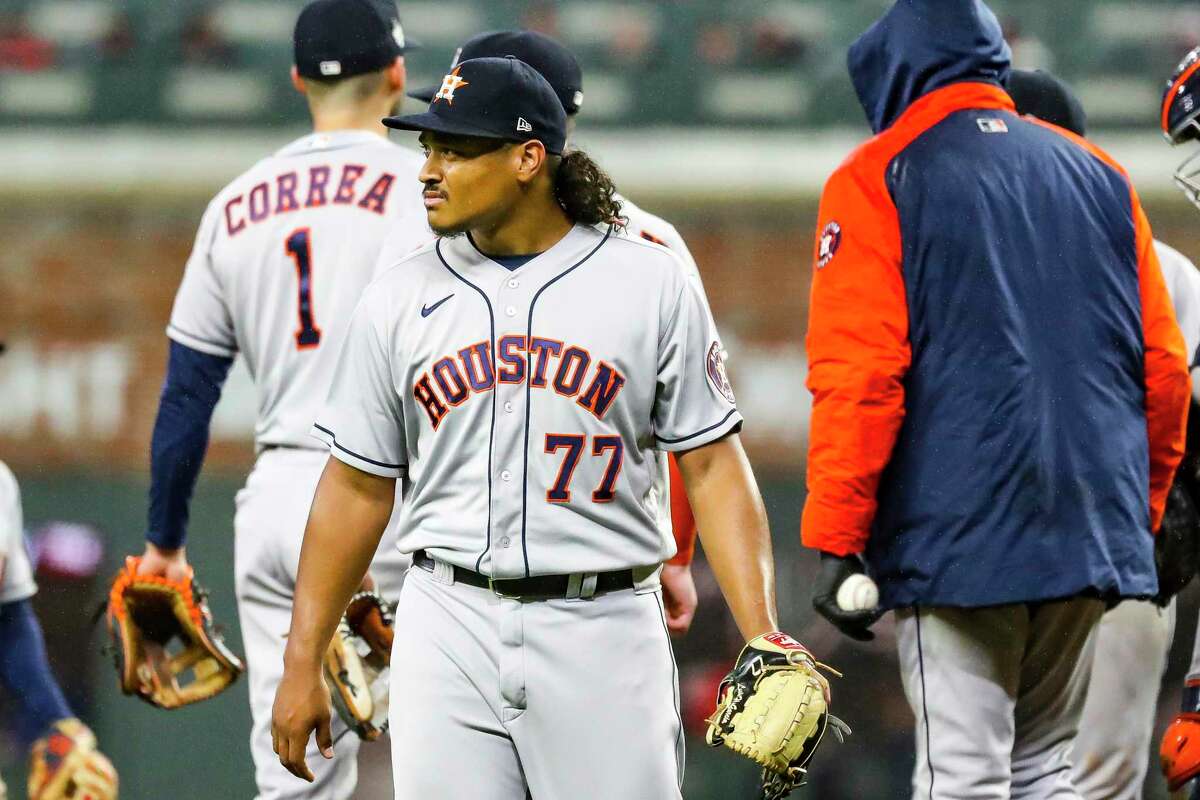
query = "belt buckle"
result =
(488, 576, 519, 600)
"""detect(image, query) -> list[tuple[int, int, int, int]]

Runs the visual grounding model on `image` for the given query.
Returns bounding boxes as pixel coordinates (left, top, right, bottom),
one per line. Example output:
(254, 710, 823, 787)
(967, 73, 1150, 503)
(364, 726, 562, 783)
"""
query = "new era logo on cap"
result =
(516, 117, 532, 132)
(434, 66, 469, 104)
(319, 60, 342, 76)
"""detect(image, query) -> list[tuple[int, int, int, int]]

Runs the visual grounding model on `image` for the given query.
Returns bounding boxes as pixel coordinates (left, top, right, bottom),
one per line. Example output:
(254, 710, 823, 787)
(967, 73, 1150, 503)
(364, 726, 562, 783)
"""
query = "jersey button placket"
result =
(490, 276, 528, 577)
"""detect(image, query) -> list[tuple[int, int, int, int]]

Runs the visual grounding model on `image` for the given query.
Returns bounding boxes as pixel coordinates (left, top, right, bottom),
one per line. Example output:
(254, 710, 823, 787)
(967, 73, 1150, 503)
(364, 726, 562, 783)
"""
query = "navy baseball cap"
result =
(294, 0, 417, 80)
(409, 30, 584, 115)
(1007, 69, 1087, 137)
(384, 56, 568, 154)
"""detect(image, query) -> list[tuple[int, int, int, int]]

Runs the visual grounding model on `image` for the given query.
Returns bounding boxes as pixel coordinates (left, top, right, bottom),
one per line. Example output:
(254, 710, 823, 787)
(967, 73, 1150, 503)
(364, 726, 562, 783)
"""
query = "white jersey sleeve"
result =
(1155, 240, 1200, 371)
(653, 271, 742, 452)
(0, 462, 36, 604)
(313, 289, 407, 478)
(168, 198, 238, 358)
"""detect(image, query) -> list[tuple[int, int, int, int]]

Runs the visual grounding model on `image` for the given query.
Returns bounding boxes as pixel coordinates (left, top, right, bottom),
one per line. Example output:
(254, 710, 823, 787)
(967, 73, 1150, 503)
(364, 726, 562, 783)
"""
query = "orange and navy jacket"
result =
(802, 0, 1190, 608)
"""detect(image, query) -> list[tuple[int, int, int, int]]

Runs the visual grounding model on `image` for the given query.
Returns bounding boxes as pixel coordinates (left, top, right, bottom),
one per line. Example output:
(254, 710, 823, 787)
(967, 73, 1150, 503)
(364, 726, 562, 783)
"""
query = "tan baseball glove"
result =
(106, 556, 244, 709)
(324, 591, 394, 741)
(28, 718, 118, 800)
(706, 632, 848, 800)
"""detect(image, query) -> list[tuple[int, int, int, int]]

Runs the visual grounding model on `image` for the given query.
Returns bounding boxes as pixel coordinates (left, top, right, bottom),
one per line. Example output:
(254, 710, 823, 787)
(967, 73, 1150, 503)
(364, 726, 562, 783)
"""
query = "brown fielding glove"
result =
(28, 718, 118, 800)
(324, 591, 394, 741)
(706, 632, 848, 800)
(106, 556, 244, 709)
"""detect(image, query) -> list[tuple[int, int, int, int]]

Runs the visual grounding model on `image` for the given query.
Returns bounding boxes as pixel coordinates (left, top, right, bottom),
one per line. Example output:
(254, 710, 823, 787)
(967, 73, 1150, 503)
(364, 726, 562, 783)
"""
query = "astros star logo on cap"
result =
(434, 66, 469, 105)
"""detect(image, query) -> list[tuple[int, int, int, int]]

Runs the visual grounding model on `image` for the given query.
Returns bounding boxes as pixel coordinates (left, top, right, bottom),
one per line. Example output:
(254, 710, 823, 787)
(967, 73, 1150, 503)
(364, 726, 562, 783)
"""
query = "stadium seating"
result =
(0, 0, 1196, 129)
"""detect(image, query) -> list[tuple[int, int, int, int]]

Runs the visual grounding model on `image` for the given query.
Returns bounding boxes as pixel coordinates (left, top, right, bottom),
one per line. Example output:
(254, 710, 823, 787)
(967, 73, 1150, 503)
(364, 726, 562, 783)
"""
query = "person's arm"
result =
(660, 454, 698, 636)
(272, 458, 395, 781)
(141, 196, 237, 580)
(271, 284, 406, 780)
(1135, 201, 1190, 532)
(138, 341, 234, 580)
(801, 162, 909, 557)
(676, 435, 776, 640)
(0, 599, 73, 734)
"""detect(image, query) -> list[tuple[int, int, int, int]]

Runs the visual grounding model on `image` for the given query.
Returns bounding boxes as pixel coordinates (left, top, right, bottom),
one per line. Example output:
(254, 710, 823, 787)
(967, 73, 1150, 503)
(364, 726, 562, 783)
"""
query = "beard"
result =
(427, 213, 469, 237)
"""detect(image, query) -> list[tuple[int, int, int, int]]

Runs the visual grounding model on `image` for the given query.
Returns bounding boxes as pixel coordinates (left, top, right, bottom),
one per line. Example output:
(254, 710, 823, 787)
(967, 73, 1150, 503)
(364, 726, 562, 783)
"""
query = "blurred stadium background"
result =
(2, 0, 1200, 797)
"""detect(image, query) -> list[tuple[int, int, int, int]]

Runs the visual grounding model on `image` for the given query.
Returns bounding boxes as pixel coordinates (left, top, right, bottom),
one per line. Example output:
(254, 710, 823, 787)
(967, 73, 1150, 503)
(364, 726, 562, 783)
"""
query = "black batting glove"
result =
(812, 552, 884, 642)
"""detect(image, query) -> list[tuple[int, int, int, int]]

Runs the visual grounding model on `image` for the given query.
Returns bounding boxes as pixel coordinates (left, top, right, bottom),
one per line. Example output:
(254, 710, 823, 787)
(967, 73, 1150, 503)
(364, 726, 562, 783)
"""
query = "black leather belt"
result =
(413, 550, 634, 599)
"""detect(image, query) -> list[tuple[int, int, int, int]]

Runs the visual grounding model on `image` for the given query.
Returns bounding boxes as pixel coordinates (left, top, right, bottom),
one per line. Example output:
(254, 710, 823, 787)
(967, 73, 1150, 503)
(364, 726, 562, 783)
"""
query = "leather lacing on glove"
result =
(706, 634, 850, 800)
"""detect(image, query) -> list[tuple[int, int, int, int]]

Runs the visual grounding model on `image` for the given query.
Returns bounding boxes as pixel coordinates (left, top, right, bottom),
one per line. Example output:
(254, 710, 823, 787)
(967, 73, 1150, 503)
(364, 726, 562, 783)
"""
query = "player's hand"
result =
(136, 542, 191, 583)
(660, 562, 698, 636)
(271, 663, 334, 782)
(812, 552, 884, 642)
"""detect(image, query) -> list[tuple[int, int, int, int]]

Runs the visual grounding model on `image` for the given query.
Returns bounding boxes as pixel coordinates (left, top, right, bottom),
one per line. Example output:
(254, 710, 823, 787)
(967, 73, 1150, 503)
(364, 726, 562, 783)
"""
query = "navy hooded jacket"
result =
(801, 0, 1190, 608)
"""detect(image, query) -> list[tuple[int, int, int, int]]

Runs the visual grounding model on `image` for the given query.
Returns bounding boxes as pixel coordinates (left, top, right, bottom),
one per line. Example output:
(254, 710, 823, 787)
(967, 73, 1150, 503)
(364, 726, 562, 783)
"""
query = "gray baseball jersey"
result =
(0, 461, 36, 605)
(315, 223, 740, 577)
(370, 193, 721, 546)
(168, 130, 430, 449)
(165, 129, 428, 798)
(1156, 240, 1200, 386)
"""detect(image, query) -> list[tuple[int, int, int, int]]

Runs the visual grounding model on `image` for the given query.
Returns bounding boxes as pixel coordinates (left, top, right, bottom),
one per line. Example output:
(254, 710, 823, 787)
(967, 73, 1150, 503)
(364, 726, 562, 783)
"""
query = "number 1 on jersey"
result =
(285, 228, 322, 349)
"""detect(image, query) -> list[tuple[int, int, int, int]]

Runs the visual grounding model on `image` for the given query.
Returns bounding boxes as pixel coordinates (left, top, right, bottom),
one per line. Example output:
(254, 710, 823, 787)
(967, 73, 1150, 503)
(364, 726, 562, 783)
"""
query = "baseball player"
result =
(272, 56, 801, 799)
(379, 29, 714, 634)
(803, 3, 1189, 799)
(0, 453, 118, 799)
(1012, 65, 1200, 796)
(1157, 45, 1200, 800)
(128, 1, 428, 797)
(1005, 67, 1200, 800)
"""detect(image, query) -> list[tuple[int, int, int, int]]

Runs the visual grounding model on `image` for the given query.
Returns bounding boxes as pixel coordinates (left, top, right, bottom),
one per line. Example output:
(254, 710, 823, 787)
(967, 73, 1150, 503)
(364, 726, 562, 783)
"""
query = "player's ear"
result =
(290, 66, 307, 96)
(513, 141, 548, 185)
(384, 57, 406, 94)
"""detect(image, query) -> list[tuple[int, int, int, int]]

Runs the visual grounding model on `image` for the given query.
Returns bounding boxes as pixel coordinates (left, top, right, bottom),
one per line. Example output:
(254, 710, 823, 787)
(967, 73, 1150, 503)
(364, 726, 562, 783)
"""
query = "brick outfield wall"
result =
(0, 194, 818, 472)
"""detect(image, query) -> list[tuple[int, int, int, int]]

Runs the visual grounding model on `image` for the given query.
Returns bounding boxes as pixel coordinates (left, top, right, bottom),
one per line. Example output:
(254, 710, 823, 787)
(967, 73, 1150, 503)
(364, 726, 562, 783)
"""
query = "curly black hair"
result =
(552, 149, 625, 227)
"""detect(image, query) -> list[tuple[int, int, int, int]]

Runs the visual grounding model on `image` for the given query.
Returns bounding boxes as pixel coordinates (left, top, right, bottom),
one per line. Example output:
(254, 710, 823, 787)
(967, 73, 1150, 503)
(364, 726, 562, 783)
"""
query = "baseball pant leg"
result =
(897, 605, 1025, 800)
(506, 586, 684, 800)
(388, 566, 528, 800)
(1072, 598, 1173, 800)
(1009, 596, 1104, 800)
(235, 451, 360, 800)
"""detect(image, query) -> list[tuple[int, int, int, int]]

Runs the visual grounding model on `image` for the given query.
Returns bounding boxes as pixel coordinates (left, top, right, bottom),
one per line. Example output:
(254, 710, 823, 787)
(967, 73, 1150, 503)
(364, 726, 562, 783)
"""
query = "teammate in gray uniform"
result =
(378, 28, 718, 636)
(1007, 67, 1200, 800)
(1156, 45, 1200, 800)
(130, 2, 427, 797)
(272, 57, 805, 799)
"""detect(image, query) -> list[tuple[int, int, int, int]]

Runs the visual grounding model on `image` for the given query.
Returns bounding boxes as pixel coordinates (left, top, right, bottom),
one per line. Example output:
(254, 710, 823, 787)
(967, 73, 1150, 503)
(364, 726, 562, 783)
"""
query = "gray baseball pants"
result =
(896, 598, 1104, 800)
(387, 558, 684, 799)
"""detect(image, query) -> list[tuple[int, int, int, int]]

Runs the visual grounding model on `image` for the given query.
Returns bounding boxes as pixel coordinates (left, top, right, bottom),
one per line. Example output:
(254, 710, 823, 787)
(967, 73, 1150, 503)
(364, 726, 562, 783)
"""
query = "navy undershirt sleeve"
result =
(0, 599, 72, 736)
(146, 340, 234, 550)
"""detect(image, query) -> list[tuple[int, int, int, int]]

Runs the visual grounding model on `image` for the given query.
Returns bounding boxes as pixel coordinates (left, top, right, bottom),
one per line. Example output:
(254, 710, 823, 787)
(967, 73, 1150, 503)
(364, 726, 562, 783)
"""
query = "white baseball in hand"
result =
(836, 573, 879, 611)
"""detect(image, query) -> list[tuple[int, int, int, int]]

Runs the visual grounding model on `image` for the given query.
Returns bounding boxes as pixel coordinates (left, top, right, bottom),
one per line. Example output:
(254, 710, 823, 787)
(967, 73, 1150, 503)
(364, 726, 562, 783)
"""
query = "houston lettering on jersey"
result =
(224, 163, 397, 236)
(414, 335, 627, 429)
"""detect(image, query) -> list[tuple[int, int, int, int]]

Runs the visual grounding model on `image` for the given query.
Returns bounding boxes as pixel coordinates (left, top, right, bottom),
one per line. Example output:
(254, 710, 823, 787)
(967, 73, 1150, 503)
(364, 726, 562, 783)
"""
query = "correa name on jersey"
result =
(223, 163, 399, 236)
(414, 334, 627, 429)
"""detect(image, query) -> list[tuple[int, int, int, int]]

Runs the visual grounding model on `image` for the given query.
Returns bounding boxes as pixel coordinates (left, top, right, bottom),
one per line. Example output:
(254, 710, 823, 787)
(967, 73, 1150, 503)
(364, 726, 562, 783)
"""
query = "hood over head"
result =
(848, 0, 1012, 134)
